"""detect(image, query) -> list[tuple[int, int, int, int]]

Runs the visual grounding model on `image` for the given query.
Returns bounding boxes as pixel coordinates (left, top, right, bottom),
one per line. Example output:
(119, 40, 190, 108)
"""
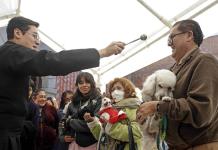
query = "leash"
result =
(156, 115, 167, 150)
(98, 123, 109, 150)
(127, 118, 138, 150)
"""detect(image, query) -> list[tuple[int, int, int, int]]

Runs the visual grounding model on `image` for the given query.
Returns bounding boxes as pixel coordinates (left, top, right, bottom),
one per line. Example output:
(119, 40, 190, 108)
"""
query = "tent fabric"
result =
(0, 0, 218, 90)
(0, 0, 18, 18)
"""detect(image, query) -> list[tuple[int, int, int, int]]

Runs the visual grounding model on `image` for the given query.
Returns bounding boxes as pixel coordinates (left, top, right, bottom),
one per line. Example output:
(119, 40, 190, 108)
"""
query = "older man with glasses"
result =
(137, 19, 218, 150)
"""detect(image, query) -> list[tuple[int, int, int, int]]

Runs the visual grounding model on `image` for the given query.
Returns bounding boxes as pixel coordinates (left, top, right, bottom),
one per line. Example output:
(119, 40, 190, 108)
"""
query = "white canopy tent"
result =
(1, 0, 218, 91)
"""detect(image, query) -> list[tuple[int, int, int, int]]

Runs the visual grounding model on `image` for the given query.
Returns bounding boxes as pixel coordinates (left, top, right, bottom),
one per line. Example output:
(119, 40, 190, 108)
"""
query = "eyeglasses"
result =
(168, 32, 187, 46)
(26, 32, 40, 41)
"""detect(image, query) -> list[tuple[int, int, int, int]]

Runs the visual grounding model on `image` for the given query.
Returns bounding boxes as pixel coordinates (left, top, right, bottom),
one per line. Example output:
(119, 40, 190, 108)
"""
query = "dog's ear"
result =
(141, 74, 157, 101)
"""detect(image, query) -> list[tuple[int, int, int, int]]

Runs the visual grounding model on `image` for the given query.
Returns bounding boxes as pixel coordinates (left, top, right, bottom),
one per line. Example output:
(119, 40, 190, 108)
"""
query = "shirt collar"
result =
(178, 47, 198, 65)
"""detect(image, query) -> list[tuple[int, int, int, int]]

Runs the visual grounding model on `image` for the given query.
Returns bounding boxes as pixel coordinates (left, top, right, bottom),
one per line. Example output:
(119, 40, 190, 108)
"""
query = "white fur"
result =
(99, 97, 112, 121)
(135, 87, 143, 103)
(100, 97, 112, 111)
(141, 69, 176, 150)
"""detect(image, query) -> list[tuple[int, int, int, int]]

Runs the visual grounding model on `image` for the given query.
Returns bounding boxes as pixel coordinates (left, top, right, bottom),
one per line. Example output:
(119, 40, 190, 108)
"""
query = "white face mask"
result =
(111, 90, 124, 102)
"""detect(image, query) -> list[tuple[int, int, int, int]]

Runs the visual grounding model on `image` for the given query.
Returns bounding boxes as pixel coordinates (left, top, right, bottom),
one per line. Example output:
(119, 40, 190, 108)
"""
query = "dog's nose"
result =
(104, 102, 108, 107)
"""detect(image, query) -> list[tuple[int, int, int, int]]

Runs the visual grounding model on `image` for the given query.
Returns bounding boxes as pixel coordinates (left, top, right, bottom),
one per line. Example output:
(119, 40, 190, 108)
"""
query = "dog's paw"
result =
(162, 96, 172, 101)
(100, 112, 110, 122)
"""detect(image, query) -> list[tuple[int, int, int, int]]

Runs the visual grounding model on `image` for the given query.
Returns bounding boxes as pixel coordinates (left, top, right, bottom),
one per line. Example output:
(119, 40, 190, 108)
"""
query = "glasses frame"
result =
(168, 32, 187, 46)
(26, 32, 40, 41)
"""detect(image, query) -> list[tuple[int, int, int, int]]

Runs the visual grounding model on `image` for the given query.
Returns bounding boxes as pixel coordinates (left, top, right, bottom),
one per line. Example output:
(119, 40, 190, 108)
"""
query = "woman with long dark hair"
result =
(63, 72, 102, 150)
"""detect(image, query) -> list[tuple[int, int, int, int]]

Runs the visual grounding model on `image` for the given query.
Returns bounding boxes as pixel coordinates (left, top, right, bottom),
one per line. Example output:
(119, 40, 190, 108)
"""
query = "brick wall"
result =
(55, 71, 80, 101)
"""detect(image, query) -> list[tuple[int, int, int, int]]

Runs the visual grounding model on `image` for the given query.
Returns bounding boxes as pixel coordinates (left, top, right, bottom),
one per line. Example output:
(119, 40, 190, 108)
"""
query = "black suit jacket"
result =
(0, 41, 99, 131)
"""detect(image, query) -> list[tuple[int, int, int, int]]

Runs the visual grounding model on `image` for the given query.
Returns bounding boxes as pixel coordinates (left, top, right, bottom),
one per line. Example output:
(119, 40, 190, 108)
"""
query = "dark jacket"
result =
(35, 104, 59, 150)
(21, 100, 38, 150)
(158, 49, 218, 149)
(0, 41, 100, 134)
(65, 94, 102, 147)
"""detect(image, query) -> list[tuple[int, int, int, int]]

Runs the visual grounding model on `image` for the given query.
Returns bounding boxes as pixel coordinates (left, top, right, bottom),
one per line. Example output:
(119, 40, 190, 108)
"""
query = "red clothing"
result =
(36, 104, 59, 150)
(98, 107, 127, 124)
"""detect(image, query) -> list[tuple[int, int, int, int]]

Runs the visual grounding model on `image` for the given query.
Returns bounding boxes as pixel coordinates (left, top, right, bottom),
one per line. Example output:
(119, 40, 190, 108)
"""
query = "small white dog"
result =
(101, 97, 112, 109)
(141, 69, 176, 150)
(98, 97, 127, 124)
(99, 97, 112, 122)
(96, 97, 127, 150)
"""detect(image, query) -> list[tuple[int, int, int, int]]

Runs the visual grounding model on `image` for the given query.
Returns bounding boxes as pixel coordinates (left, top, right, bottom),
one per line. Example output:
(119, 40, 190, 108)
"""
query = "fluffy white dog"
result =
(99, 97, 112, 122)
(98, 97, 127, 124)
(141, 69, 176, 150)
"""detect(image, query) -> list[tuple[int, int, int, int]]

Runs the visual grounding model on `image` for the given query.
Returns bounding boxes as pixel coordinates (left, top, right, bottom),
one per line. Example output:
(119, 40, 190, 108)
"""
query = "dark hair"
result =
(173, 20, 203, 46)
(108, 77, 137, 99)
(72, 72, 101, 104)
(32, 89, 45, 99)
(59, 90, 73, 109)
(75, 72, 96, 88)
(47, 97, 54, 106)
(6, 16, 39, 40)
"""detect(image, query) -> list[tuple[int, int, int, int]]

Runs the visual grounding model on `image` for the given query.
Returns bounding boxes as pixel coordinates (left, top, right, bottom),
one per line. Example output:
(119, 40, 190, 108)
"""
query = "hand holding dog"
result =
(136, 101, 159, 124)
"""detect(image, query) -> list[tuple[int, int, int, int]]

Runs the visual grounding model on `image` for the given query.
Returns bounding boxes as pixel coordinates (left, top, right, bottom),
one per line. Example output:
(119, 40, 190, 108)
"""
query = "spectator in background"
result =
(33, 89, 59, 150)
(47, 96, 59, 110)
(59, 90, 74, 117)
(56, 90, 74, 150)
(0, 16, 125, 150)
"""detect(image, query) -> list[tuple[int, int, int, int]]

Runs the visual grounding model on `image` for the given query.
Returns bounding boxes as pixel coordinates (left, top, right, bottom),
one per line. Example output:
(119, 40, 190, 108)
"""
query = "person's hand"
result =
(64, 135, 74, 143)
(83, 112, 94, 122)
(99, 41, 125, 58)
(136, 101, 159, 124)
(64, 117, 71, 128)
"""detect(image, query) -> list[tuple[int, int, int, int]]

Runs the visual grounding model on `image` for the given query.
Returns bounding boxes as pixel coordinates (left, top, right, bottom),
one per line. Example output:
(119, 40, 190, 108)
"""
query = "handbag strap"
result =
(127, 119, 137, 150)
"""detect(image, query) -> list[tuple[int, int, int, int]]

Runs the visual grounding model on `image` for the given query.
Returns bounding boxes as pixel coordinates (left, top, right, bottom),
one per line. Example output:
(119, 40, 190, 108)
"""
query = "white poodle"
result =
(140, 69, 176, 150)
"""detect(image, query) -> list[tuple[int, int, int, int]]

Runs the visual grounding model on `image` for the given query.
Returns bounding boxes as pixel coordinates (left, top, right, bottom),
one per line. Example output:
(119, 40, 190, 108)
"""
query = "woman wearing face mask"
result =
(84, 77, 143, 150)
(63, 72, 102, 150)
(33, 89, 59, 150)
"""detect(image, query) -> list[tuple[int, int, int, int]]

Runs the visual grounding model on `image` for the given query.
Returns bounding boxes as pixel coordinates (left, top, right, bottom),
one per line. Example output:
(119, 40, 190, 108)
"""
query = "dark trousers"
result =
(20, 121, 37, 150)
(0, 130, 21, 150)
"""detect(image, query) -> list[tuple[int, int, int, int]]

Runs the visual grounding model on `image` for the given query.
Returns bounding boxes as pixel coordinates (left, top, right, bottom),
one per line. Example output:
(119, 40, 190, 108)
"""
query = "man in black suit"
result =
(0, 16, 125, 150)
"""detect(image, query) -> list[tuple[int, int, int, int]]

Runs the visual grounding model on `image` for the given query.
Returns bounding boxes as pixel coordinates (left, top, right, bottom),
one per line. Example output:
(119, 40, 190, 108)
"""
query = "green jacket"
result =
(87, 98, 143, 150)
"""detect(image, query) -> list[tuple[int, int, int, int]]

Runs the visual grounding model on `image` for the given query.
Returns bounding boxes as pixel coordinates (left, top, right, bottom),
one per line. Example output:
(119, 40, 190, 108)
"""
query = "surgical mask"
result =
(111, 90, 124, 102)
